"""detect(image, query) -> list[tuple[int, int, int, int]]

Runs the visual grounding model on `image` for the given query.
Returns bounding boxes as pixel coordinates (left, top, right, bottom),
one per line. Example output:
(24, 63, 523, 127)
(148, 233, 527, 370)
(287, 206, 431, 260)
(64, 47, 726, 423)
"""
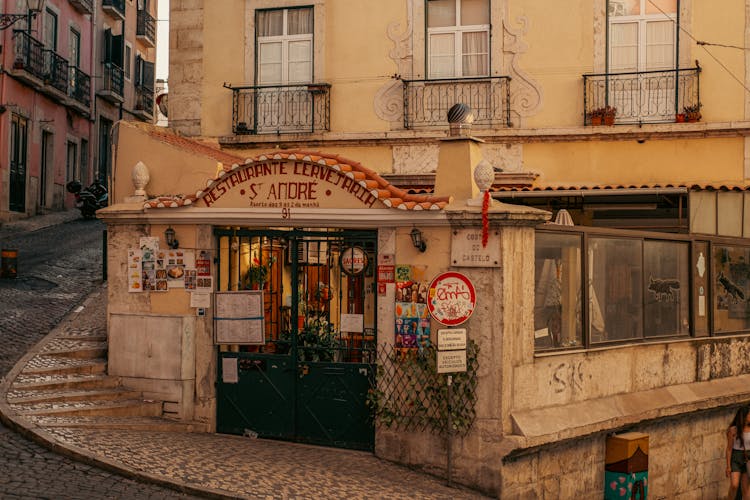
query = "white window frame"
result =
(256, 7, 313, 85)
(608, 0, 678, 73)
(427, 0, 489, 79)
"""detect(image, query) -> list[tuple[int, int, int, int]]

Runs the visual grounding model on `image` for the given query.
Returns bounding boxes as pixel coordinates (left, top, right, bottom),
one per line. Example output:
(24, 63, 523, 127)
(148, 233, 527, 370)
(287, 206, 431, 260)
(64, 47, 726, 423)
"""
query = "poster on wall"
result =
(165, 250, 195, 289)
(394, 265, 431, 349)
(127, 249, 143, 292)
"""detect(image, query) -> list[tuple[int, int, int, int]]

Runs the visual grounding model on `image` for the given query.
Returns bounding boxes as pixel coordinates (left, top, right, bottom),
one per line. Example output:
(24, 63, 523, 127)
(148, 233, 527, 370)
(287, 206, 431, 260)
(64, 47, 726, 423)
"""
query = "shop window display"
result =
(713, 245, 750, 334)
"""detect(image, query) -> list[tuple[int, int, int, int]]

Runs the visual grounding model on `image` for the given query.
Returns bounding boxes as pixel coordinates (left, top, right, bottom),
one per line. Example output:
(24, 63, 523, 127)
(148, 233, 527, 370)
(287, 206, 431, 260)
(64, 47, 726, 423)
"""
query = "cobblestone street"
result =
(0, 215, 200, 499)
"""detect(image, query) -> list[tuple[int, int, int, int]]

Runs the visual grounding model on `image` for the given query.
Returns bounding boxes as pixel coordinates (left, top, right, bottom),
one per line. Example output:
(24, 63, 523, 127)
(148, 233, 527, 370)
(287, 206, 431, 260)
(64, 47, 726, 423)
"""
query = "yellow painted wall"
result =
(524, 137, 746, 186)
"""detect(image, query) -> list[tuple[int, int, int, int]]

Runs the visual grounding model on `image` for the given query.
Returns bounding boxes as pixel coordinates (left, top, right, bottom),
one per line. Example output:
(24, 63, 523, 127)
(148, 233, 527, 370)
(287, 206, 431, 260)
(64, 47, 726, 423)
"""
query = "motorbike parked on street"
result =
(65, 180, 108, 219)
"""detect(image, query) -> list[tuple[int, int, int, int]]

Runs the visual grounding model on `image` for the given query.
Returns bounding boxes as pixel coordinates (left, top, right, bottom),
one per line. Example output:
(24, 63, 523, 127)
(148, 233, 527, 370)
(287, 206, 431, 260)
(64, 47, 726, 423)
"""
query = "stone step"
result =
(21, 357, 107, 377)
(12, 374, 120, 392)
(40, 339, 108, 359)
(27, 415, 209, 433)
(7, 388, 142, 405)
(42, 347, 109, 360)
(11, 399, 163, 418)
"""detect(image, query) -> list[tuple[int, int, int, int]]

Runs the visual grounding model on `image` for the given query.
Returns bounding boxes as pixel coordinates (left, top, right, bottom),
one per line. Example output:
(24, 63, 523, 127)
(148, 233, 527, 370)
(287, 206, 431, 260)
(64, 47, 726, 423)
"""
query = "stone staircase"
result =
(5, 319, 207, 433)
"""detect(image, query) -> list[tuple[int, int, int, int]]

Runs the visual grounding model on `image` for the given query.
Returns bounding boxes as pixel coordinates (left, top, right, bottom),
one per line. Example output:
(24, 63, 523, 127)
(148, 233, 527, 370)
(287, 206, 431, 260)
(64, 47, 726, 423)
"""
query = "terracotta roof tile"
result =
(143, 148, 452, 211)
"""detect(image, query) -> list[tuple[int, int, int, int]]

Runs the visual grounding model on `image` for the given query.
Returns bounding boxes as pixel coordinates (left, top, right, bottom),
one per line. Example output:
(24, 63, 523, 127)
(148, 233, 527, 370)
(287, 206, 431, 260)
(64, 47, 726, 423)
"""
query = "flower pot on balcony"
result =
(675, 113, 686, 123)
(590, 116, 603, 126)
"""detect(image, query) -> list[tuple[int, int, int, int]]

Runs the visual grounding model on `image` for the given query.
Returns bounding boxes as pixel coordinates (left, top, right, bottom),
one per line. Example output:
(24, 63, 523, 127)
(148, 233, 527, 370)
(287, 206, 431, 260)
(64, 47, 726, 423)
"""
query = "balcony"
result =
(69, 0, 93, 15)
(12, 30, 46, 84)
(402, 76, 511, 130)
(133, 84, 154, 120)
(228, 83, 331, 135)
(43, 49, 69, 96)
(583, 67, 701, 125)
(102, 0, 125, 20)
(68, 66, 91, 110)
(99, 62, 124, 103)
(136, 9, 156, 47)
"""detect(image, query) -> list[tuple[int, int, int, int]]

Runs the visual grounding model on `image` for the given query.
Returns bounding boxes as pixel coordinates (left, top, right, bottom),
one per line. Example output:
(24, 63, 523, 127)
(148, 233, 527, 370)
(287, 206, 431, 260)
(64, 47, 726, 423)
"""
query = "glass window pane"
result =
(610, 22, 639, 71)
(645, 20, 674, 70)
(609, 0, 641, 16)
(288, 7, 313, 35)
(713, 245, 750, 333)
(717, 192, 743, 237)
(259, 42, 282, 84)
(429, 33, 456, 78)
(288, 40, 312, 83)
(645, 0, 677, 15)
(461, 0, 489, 25)
(462, 31, 488, 76)
(589, 237, 643, 342)
(689, 191, 717, 235)
(534, 233, 583, 350)
(644, 241, 689, 337)
(428, 0, 456, 28)
(257, 10, 283, 37)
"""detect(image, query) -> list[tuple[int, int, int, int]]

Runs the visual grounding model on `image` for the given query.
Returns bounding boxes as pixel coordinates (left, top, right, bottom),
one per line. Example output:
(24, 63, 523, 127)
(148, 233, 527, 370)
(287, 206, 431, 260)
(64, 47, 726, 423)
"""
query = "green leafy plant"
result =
(244, 255, 276, 288)
(683, 103, 702, 121)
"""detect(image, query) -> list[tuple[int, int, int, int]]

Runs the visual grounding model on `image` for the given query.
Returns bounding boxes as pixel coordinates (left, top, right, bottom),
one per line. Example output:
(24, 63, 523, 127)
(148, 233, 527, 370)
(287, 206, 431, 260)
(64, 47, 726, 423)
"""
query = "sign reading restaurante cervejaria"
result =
(200, 160, 379, 209)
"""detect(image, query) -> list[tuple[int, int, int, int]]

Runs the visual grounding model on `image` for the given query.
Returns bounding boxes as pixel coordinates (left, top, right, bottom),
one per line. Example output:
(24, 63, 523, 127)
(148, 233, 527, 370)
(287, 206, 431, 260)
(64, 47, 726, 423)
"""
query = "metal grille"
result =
(583, 67, 701, 125)
(368, 341, 479, 436)
(13, 31, 45, 79)
(136, 9, 156, 43)
(44, 50, 69, 94)
(403, 77, 511, 129)
(228, 83, 331, 135)
(68, 67, 91, 107)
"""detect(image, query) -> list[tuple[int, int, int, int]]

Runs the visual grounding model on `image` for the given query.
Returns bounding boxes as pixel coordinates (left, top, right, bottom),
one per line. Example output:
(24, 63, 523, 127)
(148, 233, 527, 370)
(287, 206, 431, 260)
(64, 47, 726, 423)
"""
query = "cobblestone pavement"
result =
(0, 213, 491, 500)
(0, 213, 200, 499)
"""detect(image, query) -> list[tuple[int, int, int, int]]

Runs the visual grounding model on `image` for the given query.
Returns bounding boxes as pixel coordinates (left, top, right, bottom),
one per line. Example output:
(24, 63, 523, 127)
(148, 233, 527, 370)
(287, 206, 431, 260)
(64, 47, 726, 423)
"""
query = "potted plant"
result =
(683, 103, 701, 122)
(588, 105, 617, 126)
(244, 255, 276, 289)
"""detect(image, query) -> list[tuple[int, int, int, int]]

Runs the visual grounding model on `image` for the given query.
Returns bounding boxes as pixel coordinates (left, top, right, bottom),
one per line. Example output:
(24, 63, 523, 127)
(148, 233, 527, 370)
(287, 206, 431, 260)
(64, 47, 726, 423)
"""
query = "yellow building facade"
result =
(97, 0, 750, 497)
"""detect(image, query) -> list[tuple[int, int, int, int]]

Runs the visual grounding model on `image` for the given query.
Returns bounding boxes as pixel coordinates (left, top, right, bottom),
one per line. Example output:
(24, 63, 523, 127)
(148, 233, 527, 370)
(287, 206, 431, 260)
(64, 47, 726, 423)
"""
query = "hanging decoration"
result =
(482, 190, 490, 248)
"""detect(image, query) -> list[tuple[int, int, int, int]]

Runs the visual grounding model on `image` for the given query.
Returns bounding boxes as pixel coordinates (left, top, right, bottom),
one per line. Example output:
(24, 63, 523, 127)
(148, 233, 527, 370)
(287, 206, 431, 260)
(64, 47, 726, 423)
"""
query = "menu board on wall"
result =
(214, 291, 265, 345)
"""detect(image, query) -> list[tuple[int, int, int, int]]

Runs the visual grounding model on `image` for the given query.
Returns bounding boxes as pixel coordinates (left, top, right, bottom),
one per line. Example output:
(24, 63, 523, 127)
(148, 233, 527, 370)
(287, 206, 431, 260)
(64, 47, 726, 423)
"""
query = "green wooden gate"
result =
(215, 229, 377, 451)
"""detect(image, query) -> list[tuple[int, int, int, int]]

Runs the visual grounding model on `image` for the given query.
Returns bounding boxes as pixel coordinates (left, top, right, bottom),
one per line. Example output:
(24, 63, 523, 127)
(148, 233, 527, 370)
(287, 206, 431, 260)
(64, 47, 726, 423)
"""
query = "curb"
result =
(0, 285, 237, 500)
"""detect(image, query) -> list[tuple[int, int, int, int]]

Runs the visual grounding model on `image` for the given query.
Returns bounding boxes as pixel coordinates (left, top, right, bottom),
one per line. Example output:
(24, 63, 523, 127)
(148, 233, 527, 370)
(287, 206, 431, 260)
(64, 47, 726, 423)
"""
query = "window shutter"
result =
(645, 20, 675, 70)
(143, 60, 155, 90)
(287, 40, 312, 83)
(103, 29, 112, 63)
(429, 33, 456, 78)
(258, 41, 282, 84)
(134, 54, 142, 85)
(112, 34, 124, 68)
(609, 22, 638, 71)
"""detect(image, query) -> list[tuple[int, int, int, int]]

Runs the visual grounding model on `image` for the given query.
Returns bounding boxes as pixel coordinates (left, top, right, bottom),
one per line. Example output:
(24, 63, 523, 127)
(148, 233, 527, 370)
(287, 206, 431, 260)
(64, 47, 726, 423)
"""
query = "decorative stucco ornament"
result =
(473, 159, 494, 192)
(132, 161, 150, 197)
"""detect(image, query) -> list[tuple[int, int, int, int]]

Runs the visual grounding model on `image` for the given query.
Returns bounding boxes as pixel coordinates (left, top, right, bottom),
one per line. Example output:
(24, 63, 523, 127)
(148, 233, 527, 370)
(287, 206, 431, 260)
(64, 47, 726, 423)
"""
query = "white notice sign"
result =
(437, 328, 467, 351)
(437, 350, 467, 373)
(450, 228, 501, 268)
(340, 313, 364, 333)
(222, 357, 239, 383)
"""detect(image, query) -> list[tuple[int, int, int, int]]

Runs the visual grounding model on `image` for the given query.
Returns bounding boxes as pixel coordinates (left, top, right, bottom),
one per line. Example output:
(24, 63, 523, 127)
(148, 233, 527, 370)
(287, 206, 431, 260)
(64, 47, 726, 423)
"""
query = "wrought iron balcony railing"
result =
(134, 84, 154, 117)
(44, 49, 69, 94)
(228, 83, 331, 135)
(13, 30, 45, 80)
(68, 66, 91, 107)
(403, 76, 511, 129)
(102, 0, 125, 18)
(101, 62, 124, 98)
(136, 9, 156, 45)
(583, 67, 701, 125)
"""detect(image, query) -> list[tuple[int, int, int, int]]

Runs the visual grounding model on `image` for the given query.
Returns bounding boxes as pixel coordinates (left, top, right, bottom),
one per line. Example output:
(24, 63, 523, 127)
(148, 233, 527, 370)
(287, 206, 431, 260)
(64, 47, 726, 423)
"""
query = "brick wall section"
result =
(500, 407, 730, 498)
(169, 0, 204, 136)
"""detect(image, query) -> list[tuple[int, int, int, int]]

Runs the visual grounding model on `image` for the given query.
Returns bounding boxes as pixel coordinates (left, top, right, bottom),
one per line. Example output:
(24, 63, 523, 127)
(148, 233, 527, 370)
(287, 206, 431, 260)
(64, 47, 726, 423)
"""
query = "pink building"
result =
(0, 0, 94, 221)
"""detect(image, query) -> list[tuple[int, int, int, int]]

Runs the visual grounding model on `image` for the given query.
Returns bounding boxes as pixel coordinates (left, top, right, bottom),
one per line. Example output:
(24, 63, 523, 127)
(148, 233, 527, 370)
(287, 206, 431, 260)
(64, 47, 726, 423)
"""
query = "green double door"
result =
(215, 229, 377, 451)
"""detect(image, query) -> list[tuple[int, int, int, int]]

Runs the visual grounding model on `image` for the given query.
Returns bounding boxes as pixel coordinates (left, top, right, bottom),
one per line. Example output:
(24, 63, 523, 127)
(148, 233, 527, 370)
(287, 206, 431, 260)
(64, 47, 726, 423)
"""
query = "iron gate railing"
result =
(44, 50, 69, 94)
(102, 62, 124, 98)
(13, 30, 45, 80)
(583, 67, 701, 125)
(68, 66, 91, 107)
(136, 9, 156, 44)
(227, 83, 331, 135)
(403, 76, 511, 129)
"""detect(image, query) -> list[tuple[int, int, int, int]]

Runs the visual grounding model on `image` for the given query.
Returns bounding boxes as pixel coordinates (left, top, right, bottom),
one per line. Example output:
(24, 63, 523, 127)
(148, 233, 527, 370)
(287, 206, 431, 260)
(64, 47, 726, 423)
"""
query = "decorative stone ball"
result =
(474, 159, 494, 192)
(132, 161, 150, 196)
(447, 103, 475, 125)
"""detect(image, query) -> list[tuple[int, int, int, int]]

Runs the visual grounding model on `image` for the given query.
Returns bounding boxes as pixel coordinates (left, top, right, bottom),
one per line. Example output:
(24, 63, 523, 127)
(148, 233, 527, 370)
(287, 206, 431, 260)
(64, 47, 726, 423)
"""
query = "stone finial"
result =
(447, 103, 475, 137)
(132, 161, 150, 197)
(474, 159, 494, 191)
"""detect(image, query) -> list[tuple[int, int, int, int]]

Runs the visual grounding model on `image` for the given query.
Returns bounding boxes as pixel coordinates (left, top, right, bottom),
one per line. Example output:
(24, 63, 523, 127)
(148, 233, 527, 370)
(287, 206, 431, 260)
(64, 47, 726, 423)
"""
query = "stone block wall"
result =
(169, 0, 204, 136)
(500, 407, 730, 499)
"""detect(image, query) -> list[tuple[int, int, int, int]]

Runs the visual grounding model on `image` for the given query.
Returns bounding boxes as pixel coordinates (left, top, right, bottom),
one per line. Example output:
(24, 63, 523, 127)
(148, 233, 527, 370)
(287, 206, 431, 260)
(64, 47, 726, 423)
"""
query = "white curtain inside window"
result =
(429, 33, 456, 78)
(287, 8, 313, 35)
(258, 42, 282, 84)
(288, 40, 312, 83)
(462, 31, 488, 76)
(609, 22, 638, 71)
(257, 10, 283, 37)
(427, 0, 456, 28)
(645, 20, 674, 69)
(461, 0, 489, 25)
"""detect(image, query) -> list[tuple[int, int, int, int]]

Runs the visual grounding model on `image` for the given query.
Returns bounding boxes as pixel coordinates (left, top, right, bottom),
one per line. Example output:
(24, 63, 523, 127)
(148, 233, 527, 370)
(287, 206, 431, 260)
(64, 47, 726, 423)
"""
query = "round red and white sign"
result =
(427, 271, 477, 326)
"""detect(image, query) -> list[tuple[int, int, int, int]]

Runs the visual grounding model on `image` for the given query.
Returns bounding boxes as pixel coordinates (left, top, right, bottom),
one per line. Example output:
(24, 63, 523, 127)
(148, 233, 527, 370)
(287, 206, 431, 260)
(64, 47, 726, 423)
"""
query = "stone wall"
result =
(500, 407, 730, 499)
(169, 0, 204, 136)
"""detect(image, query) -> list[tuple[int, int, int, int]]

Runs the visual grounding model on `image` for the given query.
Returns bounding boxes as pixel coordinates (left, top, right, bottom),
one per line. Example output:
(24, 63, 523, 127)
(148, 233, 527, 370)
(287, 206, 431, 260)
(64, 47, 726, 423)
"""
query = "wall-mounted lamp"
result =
(0, 0, 45, 31)
(164, 226, 179, 249)
(410, 227, 427, 253)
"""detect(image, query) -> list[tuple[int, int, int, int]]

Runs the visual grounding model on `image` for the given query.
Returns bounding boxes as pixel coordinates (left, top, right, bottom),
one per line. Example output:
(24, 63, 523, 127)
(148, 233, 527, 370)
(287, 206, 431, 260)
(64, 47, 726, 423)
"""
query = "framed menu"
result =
(214, 291, 265, 345)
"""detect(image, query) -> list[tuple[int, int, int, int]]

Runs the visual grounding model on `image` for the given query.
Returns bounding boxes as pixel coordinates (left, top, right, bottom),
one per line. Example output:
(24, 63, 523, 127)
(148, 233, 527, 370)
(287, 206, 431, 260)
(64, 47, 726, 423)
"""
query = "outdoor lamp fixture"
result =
(0, 0, 45, 31)
(164, 226, 179, 249)
(410, 227, 427, 253)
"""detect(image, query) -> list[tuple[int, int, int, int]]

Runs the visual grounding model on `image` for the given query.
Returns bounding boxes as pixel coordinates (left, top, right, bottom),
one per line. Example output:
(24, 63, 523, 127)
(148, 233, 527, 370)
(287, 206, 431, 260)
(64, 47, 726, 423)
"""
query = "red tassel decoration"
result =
(482, 190, 490, 248)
